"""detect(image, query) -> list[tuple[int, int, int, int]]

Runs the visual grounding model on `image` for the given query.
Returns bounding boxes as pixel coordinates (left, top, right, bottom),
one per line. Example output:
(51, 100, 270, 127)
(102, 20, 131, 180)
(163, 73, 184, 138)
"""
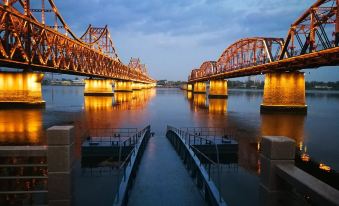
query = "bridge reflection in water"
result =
(187, 92, 228, 114)
(208, 98, 228, 114)
(83, 89, 156, 129)
(0, 109, 43, 145)
(260, 113, 306, 146)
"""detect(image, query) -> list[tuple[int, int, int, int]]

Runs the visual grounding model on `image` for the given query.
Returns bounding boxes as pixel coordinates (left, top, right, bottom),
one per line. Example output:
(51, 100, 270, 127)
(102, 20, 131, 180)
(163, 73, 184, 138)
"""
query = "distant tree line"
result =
(228, 80, 339, 90)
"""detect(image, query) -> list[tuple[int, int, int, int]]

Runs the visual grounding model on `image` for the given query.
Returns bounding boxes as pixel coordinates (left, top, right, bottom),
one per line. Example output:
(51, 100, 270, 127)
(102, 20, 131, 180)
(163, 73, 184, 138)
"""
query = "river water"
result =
(0, 86, 338, 205)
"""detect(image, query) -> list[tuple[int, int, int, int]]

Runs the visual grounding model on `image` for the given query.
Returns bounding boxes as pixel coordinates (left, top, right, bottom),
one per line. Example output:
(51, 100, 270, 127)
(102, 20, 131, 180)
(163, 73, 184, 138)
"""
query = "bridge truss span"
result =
(188, 0, 339, 83)
(0, 0, 155, 84)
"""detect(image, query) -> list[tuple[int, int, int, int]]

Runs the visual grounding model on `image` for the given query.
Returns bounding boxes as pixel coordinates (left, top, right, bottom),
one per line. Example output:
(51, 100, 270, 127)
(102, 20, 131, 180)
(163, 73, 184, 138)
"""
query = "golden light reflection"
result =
(0, 72, 44, 103)
(84, 96, 113, 111)
(260, 113, 306, 144)
(301, 153, 310, 162)
(319, 163, 331, 172)
(0, 109, 43, 144)
(113, 89, 156, 110)
(187, 91, 193, 100)
(208, 98, 227, 114)
(83, 89, 156, 134)
(114, 92, 133, 103)
(262, 72, 306, 107)
(84, 79, 113, 94)
(193, 93, 207, 111)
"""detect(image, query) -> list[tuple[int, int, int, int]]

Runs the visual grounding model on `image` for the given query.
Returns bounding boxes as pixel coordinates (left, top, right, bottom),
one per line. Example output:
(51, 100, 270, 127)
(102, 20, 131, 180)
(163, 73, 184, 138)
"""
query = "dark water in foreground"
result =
(0, 86, 338, 205)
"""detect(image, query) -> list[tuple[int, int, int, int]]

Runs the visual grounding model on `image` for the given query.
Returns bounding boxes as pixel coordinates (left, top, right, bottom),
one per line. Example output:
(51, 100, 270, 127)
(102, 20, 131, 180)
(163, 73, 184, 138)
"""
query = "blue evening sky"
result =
(55, 0, 339, 81)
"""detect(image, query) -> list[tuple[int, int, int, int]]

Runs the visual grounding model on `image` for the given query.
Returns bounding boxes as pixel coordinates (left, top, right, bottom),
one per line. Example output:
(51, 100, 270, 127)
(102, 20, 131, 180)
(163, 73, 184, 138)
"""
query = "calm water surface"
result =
(0, 86, 338, 206)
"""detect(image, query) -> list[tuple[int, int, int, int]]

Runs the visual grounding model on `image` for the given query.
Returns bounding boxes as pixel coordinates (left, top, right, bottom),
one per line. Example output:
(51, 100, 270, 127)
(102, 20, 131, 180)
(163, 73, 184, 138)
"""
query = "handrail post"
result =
(259, 136, 296, 206)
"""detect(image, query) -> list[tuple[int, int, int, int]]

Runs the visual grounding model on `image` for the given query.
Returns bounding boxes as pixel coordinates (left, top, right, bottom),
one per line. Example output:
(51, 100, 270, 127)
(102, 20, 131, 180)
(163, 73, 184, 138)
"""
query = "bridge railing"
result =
(166, 125, 227, 206)
(180, 127, 236, 145)
(113, 125, 151, 206)
(85, 128, 139, 146)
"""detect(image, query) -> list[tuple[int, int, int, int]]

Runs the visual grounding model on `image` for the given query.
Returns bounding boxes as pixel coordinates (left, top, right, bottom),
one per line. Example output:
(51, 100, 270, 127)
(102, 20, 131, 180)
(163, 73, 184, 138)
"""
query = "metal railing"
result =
(180, 127, 236, 145)
(166, 125, 227, 206)
(85, 128, 138, 146)
(113, 125, 151, 206)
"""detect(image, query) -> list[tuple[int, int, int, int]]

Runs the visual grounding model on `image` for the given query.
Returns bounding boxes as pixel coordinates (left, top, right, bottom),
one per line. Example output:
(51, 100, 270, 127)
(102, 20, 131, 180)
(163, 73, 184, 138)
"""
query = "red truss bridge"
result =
(189, 0, 339, 83)
(0, 0, 155, 84)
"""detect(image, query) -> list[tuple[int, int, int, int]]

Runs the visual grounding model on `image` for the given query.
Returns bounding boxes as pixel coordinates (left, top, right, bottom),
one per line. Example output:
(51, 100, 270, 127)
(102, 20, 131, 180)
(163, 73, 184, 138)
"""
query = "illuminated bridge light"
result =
(114, 81, 133, 92)
(84, 79, 114, 96)
(261, 71, 307, 113)
(319, 163, 331, 172)
(209, 80, 228, 98)
(193, 82, 206, 93)
(0, 72, 45, 107)
(301, 153, 310, 162)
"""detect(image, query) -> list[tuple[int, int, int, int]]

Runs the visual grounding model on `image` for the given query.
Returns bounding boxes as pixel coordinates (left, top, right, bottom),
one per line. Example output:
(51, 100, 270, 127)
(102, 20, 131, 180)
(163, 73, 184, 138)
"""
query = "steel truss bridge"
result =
(0, 0, 155, 84)
(189, 0, 339, 83)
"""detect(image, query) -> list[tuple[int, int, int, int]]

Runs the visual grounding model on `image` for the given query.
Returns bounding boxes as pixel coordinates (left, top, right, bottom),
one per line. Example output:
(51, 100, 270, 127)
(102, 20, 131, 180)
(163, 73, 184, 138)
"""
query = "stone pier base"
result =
(132, 83, 143, 90)
(261, 72, 307, 113)
(84, 79, 114, 96)
(114, 81, 133, 92)
(193, 82, 206, 93)
(0, 72, 45, 108)
(187, 84, 193, 91)
(208, 80, 228, 98)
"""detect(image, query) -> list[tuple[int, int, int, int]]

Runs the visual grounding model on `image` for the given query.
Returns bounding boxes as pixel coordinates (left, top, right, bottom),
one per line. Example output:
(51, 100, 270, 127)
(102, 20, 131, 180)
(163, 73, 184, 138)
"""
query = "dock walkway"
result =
(127, 135, 206, 206)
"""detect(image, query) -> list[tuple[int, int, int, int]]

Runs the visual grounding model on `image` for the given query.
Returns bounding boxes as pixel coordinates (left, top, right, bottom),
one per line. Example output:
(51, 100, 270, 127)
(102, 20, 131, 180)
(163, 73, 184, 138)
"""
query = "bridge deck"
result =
(127, 136, 205, 206)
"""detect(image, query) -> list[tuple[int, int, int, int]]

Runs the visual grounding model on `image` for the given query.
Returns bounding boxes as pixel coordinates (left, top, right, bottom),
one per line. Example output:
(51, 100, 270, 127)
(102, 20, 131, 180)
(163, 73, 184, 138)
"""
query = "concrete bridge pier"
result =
(193, 82, 206, 93)
(114, 80, 133, 92)
(132, 82, 142, 90)
(208, 79, 228, 98)
(0, 71, 45, 107)
(187, 84, 193, 91)
(84, 79, 114, 96)
(261, 71, 307, 113)
(181, 83, 193, 91)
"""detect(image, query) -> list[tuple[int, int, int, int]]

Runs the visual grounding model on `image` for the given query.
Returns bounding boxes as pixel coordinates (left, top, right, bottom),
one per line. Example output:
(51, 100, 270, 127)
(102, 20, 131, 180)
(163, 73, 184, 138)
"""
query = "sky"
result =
(52, 0, 339, 81)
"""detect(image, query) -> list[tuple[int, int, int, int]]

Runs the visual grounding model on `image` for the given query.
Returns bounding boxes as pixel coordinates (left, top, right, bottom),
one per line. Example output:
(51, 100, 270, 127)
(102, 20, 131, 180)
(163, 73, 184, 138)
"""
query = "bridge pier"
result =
(84, 79, 113, 96)
(208, 80, 228, 98)
(114, 81, 133, 92)
(132, 82, 143, 90)
(0, 72, 45, 108)
(193, 82, 206, 93)
(187, 84, 193, 91)
(261, 71, 307, 113)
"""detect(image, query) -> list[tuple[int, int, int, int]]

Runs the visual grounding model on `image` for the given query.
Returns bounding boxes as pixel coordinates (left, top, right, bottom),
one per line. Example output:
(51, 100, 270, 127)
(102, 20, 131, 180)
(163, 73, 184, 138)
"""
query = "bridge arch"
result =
(216, 37, 284, 74)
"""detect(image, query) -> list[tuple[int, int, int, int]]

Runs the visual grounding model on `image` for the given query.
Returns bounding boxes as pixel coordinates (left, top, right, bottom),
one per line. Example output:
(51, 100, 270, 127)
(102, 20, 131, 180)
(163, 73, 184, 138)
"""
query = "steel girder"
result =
(0, 0, 155, 83)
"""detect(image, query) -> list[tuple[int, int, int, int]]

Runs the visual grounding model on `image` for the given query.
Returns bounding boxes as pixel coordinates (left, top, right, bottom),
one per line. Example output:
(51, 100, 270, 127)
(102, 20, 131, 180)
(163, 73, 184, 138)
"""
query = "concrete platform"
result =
(127, 136, 205, 206)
